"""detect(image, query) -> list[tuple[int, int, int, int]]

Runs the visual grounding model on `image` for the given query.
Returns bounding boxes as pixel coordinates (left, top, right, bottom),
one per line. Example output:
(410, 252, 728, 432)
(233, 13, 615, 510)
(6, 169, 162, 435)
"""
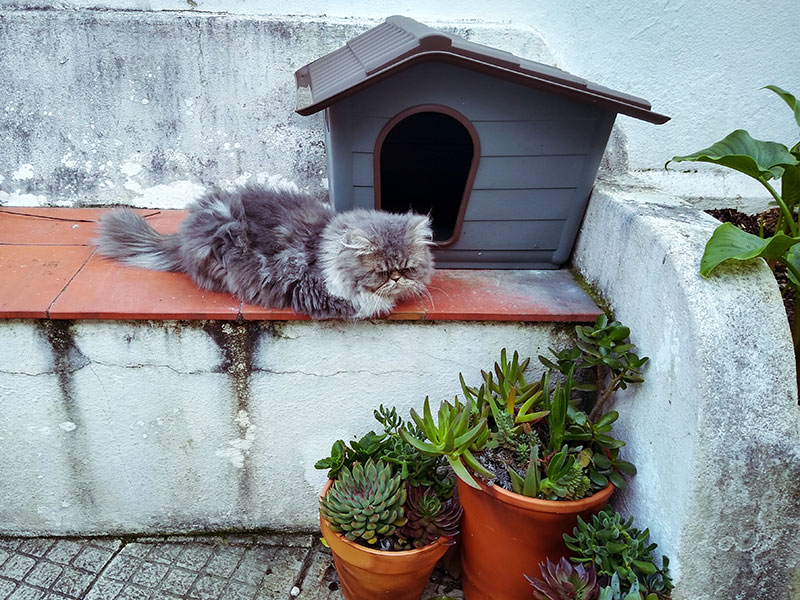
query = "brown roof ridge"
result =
(295, 15, 669, 124)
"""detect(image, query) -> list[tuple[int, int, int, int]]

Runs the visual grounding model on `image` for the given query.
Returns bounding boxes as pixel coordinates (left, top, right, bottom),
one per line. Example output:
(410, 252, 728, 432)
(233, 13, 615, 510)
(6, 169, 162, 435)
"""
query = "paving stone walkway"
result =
(0, 534, 463, 600)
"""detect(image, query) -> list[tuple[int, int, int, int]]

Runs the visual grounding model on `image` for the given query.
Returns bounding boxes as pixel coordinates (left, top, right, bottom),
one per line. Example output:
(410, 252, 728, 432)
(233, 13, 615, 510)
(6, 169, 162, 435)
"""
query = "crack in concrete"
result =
(256, 368, 419, 378)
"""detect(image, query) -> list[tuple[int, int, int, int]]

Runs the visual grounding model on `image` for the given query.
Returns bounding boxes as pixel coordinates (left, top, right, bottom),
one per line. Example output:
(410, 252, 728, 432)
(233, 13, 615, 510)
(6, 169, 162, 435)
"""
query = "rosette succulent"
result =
(396, 485, 463, 549)
(320, 459, 408, 545)
(525, 557, 600, 600)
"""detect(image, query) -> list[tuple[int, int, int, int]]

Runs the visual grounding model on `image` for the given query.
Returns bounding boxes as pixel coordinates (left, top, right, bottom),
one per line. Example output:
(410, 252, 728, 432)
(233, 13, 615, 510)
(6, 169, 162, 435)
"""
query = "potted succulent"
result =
(402, 315, 649, 599)
(315, 405, 463, 600)
(523, 507, 673, 600)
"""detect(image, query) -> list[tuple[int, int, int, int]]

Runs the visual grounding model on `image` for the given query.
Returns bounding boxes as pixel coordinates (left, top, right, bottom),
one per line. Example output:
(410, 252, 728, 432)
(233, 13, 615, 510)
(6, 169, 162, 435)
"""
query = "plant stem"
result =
(761, 178, 797, 236)
(589, 372, 624, 422)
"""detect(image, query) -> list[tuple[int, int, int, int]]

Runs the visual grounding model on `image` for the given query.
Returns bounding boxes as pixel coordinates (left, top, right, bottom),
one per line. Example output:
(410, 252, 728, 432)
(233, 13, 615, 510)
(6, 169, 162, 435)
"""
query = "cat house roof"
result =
(294, 15, 669, 124)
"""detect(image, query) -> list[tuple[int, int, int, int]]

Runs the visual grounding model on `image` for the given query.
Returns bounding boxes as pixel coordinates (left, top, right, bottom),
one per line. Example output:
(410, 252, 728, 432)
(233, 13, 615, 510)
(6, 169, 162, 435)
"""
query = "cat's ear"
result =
(340, 233, 377, 255)
(410, 214, 434, 245)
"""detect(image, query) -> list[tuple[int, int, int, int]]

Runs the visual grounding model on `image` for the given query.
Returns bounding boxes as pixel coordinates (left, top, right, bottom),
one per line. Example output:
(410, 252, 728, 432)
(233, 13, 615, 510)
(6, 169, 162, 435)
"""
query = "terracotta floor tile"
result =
(0, 208, 601, 322)
(387, 295, 428, 320)
(0, 245, 94, 318)
(421, 270, 602, 322)
(49, 254, 242, 320)
(0, 208, 161, 246)
(143, 210, 188, 235)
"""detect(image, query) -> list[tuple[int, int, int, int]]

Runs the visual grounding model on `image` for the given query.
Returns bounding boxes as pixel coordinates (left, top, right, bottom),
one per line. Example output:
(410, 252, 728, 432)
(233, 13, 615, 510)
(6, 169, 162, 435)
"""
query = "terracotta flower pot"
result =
(458, 477, 614, 600)
(319, 479, 452, 600)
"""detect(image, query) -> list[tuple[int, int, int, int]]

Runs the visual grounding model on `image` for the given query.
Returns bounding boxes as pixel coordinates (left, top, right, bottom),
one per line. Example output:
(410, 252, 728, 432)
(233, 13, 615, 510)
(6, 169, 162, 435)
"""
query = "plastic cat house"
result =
(295, 16, 669, 269)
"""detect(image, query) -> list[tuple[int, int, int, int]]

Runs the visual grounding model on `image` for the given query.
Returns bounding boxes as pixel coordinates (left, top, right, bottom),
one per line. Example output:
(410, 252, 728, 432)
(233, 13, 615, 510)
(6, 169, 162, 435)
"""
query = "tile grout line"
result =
(80, 539, 128, 599)
(289, 540, 324, 599)
(46, 247, 97, 319)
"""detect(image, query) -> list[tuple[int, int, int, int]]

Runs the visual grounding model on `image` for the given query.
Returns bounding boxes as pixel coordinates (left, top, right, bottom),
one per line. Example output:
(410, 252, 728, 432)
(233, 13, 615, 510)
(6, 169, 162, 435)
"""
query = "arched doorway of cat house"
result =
(375, 106, 480, 246)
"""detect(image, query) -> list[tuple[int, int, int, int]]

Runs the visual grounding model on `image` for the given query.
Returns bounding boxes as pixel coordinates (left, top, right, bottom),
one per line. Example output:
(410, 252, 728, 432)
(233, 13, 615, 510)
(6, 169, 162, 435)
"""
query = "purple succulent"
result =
(396, 485, 462, 549)
(525, 557, 600, 600)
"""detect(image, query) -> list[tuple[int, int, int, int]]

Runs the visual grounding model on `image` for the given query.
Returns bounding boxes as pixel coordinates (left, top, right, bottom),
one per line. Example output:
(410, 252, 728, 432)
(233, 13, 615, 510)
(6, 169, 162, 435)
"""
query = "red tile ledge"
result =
(0, 208, 602, 322)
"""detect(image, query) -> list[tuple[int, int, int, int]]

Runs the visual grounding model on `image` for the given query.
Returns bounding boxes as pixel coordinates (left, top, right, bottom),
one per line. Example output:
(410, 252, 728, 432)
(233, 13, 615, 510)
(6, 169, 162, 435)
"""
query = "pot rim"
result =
(461, 477, 615, 513)
(319, 479, 453, 558)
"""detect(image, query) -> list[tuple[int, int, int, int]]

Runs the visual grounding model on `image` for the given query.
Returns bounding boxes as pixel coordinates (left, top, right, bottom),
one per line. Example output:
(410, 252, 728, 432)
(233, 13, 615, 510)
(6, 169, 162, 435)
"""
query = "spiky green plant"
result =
(525, 556, 600, 600)
(320, 459, 407, 545)
(564, 508, 672, 597)
(395, 485, 462, 549)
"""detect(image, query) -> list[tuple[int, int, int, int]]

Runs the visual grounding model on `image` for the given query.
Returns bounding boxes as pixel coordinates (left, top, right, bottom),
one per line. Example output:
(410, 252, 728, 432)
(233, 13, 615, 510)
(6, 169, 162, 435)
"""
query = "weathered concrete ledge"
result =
(573, 182, 800, 600)
(0, 319, 574, 536)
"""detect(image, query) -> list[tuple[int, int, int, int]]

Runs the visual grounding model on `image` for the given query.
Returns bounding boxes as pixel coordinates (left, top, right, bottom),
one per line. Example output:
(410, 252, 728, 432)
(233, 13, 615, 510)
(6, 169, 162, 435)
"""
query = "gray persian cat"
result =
(95, 185, 435, 319)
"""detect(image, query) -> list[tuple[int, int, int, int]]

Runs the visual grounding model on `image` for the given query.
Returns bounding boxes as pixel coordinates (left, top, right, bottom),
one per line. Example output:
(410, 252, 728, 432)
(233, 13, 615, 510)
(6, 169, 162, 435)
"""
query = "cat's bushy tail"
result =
(95, 208, 183, 272)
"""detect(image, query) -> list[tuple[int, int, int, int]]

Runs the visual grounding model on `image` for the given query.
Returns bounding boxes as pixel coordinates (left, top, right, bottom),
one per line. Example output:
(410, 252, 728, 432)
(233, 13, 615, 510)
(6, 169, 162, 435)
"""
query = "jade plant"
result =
(564, 507, 673, 599)
(402, 315, 646, 500)
(667, 85, 800, 386)
(316, 405, 461, 550)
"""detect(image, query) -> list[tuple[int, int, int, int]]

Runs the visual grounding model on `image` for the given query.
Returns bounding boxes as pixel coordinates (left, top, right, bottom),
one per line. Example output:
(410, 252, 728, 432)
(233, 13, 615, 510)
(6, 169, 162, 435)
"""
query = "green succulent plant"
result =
(319, 459, 407, 545)
(525, 556, 600, 600)
(400, 395, 492, 489)
(564, 508, 673, 597)
(395, 485, 462, 549)
(315, 405, 453, 498)
(598, 573, 648, 600)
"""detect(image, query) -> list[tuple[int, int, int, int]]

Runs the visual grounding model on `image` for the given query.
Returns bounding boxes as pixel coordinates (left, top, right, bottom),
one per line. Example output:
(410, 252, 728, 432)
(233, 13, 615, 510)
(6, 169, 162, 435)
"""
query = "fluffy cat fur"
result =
(95, 185, 435, 319)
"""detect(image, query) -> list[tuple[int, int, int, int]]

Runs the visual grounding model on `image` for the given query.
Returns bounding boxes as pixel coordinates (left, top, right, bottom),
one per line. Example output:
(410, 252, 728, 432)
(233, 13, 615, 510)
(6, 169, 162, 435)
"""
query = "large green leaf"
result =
(783, 162, 800, 213)
(783, 243, 800, 287)
(700, 222, 800, 277)
(667, 129, 798, 181)
(764, 85, 800, 128)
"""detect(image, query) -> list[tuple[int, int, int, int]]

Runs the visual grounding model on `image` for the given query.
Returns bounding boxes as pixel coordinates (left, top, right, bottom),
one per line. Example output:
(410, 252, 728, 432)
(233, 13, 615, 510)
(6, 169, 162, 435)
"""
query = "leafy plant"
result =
(525, 556, 600, 600)
(564, 507, 673, 598)
(316, 405, 453, 497)
(400, 395, 493, 489)
(667, 85, 800, 387)
(319, 459, 407, 545)
(316, 405, 460, 549)
(597, 573, 647, 600)
(403, 316, 647, 501)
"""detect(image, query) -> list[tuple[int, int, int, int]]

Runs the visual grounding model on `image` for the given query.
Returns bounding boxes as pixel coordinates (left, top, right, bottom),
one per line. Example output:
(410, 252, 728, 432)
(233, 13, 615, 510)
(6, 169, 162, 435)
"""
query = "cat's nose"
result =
(390, 270, 401, 281)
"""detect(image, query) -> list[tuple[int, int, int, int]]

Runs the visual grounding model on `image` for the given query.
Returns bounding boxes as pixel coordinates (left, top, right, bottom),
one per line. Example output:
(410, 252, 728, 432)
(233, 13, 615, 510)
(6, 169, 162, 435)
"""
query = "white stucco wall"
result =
(573, 182, 800, 600)
(1, 1, 797, 207)
(0, 319, 574, 535)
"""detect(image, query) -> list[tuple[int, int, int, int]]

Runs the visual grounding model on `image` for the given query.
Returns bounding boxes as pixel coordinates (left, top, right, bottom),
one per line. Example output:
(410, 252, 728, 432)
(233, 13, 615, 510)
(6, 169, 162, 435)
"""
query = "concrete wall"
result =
(0, 318, 572, 535)
(1, 2, 798, 208)
(0, 8, 554, 207)
(572, 183, 800, 600)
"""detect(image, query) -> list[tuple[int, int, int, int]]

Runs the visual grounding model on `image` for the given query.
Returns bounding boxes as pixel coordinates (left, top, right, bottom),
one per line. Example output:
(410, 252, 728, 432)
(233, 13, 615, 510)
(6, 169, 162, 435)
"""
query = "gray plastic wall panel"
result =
(463, 189, 577, 220)
(472, 156, 587, 189)
(431, 249, 560, 270)
(550, 112, 616, 265)
(456, 220, 565, 251)
(474, 119, 599, 156)
(325, 103, 356, 212)
(352, 186, 374, 208)
(348, 62, 596, 121)
(327, 61, 614, 268)
(352, 151, 374, 187)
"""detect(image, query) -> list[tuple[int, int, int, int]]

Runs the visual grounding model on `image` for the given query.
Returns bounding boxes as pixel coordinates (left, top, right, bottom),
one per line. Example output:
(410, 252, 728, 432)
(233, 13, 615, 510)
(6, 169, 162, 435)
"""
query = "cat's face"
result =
(321, 210, 435, 309)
